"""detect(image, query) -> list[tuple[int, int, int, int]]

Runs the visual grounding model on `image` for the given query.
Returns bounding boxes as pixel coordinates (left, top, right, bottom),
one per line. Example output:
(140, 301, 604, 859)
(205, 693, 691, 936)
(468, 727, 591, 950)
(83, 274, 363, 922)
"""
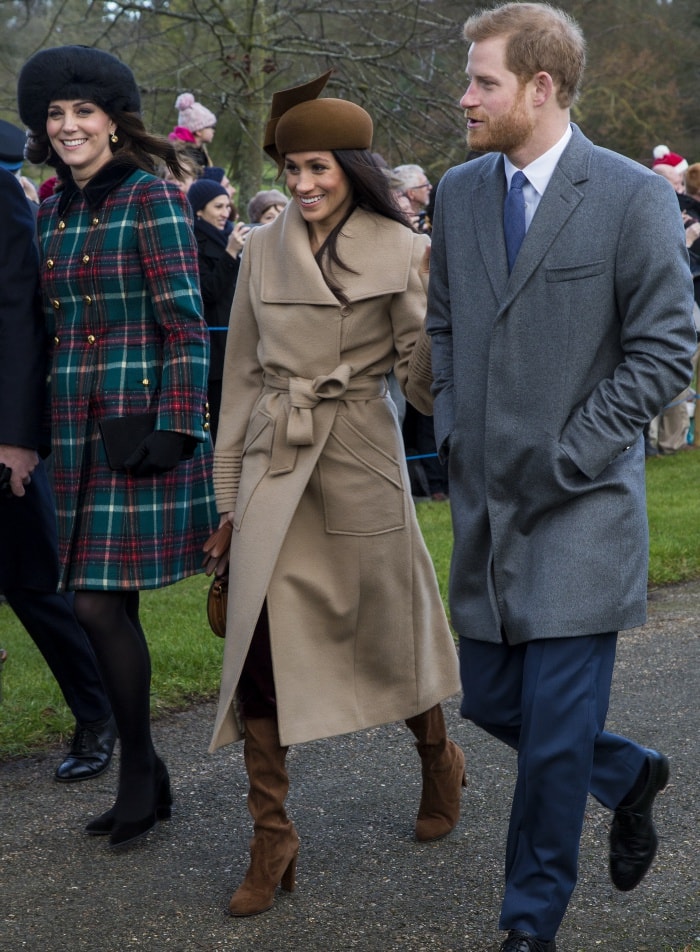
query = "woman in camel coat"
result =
(210, 72, 462, 917)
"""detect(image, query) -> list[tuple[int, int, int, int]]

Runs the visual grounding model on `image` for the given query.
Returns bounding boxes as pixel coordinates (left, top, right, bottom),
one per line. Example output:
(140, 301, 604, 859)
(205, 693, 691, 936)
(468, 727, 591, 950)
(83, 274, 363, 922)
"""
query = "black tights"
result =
(73, 590, 157, 819)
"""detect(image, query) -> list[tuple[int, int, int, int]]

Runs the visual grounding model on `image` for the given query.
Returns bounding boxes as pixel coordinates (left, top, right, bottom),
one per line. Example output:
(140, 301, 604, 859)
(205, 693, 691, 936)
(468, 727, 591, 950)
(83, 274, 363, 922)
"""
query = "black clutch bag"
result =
(98, 412, 158, 471)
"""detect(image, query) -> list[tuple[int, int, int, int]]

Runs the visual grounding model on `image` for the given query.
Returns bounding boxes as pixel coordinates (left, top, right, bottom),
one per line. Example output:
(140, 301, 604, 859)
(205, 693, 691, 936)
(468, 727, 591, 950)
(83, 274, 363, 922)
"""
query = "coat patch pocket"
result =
(319, 416, 405, 535)
(233, 410, 273, 531)
(545, 261, 606, 282)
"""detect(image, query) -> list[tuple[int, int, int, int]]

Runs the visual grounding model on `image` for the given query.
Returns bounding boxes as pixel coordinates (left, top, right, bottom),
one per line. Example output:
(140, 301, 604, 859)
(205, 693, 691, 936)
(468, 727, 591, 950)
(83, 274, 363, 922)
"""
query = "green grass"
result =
(0, 574, 223, 758)
(1, 451, 699, 758)
(646, 450, 700, 585)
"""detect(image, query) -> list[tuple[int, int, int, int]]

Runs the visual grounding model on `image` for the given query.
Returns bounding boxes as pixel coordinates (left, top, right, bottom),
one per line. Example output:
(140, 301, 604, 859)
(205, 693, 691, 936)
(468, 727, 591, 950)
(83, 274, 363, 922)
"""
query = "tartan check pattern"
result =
(38, 170, 216, 589)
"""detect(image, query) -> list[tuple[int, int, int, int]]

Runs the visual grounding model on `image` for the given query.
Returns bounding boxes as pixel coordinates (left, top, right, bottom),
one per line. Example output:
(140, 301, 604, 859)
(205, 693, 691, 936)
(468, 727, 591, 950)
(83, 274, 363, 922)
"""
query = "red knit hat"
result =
(652, 145, 688, 172)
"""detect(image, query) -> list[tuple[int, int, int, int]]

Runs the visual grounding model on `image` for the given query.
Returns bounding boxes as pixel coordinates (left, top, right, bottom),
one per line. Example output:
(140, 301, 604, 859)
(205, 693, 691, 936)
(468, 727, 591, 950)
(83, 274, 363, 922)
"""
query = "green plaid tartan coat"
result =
(37, 162, 216, 590)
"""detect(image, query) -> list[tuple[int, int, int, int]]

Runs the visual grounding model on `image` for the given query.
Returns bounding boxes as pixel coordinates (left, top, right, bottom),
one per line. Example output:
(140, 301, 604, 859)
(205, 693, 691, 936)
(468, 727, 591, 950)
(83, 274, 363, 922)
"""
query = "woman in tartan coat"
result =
(18, 46, 216, 849)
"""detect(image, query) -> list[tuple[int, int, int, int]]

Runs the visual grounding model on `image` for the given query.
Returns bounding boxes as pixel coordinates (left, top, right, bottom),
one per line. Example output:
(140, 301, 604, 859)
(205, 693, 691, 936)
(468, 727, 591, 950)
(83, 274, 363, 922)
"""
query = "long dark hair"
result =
(315, 148, 410, 307)
(25, 108, 187, 181)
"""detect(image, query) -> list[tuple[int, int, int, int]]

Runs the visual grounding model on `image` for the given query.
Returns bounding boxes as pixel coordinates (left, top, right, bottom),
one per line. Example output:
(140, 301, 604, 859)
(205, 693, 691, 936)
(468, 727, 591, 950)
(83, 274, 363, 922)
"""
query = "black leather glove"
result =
(124, 430, 186, 477)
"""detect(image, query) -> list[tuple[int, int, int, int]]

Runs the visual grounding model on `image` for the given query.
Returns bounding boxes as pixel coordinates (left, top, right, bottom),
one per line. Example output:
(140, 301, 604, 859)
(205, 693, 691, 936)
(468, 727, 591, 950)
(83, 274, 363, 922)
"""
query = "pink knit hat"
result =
(652, 145, 688, 173)
(175, 93, 217, 133)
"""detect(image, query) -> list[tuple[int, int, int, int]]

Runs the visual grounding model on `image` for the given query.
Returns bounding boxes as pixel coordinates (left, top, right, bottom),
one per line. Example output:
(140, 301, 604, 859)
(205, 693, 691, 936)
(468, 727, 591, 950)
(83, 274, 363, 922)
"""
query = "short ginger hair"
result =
(463, 2, 586, 109)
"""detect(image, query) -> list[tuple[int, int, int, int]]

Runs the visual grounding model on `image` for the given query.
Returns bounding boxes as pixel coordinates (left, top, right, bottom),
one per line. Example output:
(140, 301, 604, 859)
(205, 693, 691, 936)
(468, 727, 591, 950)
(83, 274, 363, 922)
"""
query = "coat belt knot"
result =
(264, 367, 386, 476)
(286, 364, 353, 446)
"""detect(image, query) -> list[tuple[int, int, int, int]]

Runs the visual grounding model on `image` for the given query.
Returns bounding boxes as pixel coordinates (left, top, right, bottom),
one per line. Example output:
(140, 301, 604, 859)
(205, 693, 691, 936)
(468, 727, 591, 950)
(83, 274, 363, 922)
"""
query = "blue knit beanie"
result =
(187, 179, 228, 214)
(201, 166, 226, 183)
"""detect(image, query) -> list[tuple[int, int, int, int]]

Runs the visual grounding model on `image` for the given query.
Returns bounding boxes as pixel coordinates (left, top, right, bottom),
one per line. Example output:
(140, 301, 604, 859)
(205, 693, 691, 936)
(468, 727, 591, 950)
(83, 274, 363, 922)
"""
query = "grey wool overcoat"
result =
(427, 125, 697, 645)
(210, 202, 459, 751)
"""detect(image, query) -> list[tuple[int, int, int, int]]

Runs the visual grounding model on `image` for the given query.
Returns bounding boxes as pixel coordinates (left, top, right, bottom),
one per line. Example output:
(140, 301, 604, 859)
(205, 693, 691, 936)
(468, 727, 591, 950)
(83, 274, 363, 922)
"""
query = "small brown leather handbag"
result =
(202, 522, 233, 638)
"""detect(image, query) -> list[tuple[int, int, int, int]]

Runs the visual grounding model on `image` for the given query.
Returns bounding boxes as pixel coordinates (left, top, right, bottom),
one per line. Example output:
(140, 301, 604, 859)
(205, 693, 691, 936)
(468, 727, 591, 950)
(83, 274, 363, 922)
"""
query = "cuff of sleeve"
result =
(213, 453, 242, 514)
(405, 327, 434, 415)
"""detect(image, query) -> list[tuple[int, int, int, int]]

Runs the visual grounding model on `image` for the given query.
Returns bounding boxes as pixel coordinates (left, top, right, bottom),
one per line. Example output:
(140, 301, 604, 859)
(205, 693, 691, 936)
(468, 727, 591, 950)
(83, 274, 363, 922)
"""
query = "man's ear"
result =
(531, 71, 554, 107)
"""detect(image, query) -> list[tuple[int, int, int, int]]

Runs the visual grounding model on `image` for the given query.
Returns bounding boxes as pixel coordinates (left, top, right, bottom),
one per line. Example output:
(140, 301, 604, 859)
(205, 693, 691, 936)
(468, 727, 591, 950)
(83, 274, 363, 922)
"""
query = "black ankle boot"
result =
(108, 759, 173, 849)
(85, 759, 172, 840)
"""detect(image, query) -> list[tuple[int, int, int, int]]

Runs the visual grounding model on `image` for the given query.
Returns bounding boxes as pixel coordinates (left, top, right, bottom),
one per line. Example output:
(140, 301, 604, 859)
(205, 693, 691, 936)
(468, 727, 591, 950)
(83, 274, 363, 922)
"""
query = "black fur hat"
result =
(17, 45, 141, 131)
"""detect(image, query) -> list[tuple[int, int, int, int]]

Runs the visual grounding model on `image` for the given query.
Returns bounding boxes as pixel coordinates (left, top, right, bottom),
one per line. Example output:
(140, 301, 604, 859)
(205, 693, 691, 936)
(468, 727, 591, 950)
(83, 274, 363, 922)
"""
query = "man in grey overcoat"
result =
(426, 5, 697, 951)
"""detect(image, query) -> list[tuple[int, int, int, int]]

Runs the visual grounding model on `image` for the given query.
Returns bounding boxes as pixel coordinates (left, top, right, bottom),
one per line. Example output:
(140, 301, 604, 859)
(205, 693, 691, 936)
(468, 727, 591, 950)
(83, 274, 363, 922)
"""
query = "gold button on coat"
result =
(52, 300, 60, 310)
(83, 295, 92, 305)
(87, 335, 96, 344)
(82, 255, 90, 264)
(46, 259, 54, 269)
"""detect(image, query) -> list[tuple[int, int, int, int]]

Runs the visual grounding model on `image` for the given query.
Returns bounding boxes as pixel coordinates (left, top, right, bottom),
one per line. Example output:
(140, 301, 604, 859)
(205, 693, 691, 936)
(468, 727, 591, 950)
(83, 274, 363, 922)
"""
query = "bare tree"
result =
(3, 0, 699, 202)
(3, 0, 474, 200)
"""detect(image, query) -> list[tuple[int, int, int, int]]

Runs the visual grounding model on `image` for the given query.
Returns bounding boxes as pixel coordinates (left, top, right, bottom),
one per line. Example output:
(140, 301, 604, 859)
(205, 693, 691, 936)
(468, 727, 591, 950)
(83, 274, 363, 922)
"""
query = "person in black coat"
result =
(0, 166, 116, 780)
(188, 179, 249, 442)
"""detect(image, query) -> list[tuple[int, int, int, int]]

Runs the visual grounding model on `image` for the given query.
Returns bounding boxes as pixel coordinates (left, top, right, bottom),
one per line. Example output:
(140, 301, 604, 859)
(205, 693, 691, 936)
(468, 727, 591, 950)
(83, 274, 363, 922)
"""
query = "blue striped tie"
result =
(504, 170, 528, 272)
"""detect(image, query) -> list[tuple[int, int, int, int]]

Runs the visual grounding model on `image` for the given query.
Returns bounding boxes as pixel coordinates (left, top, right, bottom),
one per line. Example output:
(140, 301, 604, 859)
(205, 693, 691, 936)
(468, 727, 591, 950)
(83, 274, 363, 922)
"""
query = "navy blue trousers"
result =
(460, 633, 648, 940)
(4, 588, 110, 725)
(1, 461, 110, 725)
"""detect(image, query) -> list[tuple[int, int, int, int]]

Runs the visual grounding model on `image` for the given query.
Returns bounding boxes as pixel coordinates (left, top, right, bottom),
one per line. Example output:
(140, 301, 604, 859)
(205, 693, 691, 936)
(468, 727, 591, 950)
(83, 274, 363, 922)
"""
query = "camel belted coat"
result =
(210, 203, 459, 750)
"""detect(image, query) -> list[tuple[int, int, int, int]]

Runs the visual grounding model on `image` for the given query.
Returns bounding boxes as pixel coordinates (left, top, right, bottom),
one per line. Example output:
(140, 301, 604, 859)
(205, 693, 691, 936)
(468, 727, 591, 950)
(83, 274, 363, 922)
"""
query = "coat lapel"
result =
(472, 153, 510, 300)
(500, 126, 592, 310)
(260, 203, 415, 305)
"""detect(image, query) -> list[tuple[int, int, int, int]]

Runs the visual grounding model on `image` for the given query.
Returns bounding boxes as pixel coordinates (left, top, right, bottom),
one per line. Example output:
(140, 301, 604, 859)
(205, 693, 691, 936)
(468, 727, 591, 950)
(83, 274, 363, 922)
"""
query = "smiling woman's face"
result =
(284, 151, 353, 236)
(46, 99, 116, 184)
(197, 194, 232, 230)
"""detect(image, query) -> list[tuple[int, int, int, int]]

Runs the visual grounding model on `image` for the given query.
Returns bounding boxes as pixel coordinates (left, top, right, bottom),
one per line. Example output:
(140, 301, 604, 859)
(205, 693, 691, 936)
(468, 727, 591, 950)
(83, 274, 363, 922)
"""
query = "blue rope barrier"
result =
(663, 392, 699, 410)
(204, 327, 698, 427)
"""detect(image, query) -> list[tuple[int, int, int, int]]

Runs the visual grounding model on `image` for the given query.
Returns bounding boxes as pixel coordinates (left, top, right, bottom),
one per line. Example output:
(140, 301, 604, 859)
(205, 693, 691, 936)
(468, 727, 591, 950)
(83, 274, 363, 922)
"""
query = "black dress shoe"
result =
(499, 930, 556, 952)
(609, 748, 670, 891)
(54, 714, 118, 783)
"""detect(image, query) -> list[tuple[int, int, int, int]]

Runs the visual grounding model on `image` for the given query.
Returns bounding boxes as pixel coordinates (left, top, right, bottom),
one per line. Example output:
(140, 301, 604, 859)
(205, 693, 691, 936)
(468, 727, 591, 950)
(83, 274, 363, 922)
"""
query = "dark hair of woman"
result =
(315, 148, 408, 307)
(24, 108, 187, 181)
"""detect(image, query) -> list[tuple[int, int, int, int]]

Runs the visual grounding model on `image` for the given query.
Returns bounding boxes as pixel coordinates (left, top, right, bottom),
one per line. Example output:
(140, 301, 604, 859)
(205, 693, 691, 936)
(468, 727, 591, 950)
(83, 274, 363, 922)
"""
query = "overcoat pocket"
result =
(319, 416, 405, 535)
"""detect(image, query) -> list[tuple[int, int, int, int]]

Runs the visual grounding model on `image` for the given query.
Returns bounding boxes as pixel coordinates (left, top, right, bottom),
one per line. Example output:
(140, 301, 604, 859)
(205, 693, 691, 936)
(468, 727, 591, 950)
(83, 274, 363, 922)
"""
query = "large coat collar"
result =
(56, 159, 140, 215)
(470, 124, 593, 308)
(258, 202, 416, 305)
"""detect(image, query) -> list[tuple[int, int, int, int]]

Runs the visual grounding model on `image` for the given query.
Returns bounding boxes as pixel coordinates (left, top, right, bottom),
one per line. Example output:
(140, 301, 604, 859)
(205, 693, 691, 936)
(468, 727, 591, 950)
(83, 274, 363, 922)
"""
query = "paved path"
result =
(2, 582, 699, 952)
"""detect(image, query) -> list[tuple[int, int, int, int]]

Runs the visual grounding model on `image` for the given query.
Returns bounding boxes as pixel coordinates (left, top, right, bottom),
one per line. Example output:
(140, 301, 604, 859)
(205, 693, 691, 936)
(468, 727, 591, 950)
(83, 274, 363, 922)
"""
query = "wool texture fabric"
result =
(201, 166, 226, 183)
(188, 179, 228, 215)
(247, 189, 288, 223)
(175, 93, 217, 133)
(0, 119, 26, 169)
(652, 145, 688, 172)
(17, 46, 140, 131)
(264, 71, 372, 172)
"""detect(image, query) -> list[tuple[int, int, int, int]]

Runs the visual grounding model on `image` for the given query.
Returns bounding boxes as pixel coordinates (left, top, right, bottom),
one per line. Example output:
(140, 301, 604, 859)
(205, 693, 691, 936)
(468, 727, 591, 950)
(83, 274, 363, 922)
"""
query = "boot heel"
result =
(156, 760, 173, 820)
(281, 849, 298, 893)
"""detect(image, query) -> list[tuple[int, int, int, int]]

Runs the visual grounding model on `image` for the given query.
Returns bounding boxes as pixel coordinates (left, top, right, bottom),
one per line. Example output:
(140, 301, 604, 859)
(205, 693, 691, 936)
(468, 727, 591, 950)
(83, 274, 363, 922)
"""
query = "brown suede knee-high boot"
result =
(405, 704, 466, 842)
(229, 717, 300, 917)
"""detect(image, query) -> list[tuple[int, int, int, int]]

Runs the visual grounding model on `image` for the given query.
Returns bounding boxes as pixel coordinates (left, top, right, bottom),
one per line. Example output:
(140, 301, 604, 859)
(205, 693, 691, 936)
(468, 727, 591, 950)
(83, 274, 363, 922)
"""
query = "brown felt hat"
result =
(264, 70, 373, 174)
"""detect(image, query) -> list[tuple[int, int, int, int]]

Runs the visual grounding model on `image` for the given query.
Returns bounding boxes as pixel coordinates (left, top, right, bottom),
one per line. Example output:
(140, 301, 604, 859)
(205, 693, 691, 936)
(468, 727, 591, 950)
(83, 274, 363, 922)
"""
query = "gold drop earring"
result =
(110, 132, 118, 143)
